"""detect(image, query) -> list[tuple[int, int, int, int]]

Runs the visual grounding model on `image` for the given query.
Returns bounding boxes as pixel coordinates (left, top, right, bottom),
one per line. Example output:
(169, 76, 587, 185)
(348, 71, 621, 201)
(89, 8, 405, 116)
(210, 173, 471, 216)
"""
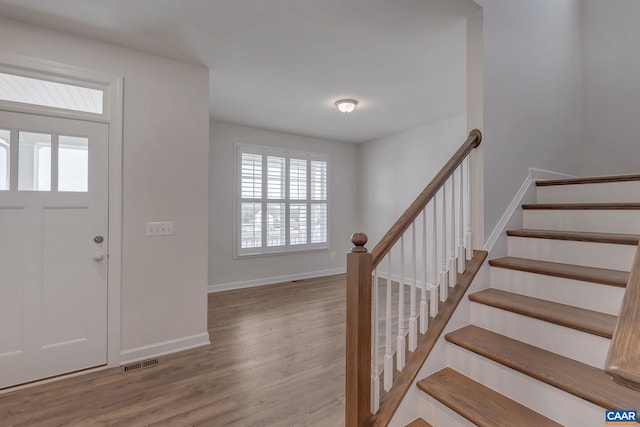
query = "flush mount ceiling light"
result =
(335, 98, 358, 113)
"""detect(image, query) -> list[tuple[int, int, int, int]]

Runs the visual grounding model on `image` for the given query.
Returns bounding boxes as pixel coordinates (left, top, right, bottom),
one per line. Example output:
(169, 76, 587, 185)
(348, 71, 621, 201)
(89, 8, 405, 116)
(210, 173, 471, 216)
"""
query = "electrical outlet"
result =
(146, 221, 173, 236)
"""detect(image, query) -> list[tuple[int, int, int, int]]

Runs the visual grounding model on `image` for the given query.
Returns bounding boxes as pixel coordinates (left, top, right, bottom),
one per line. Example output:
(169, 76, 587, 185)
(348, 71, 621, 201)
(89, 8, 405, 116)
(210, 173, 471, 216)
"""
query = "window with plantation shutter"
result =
(236, 144, 329, 256)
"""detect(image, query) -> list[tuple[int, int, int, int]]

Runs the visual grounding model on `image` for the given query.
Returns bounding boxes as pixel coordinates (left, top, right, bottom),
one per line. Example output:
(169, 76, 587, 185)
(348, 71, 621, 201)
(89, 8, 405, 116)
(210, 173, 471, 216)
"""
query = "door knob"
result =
(93, 253, 105, 262)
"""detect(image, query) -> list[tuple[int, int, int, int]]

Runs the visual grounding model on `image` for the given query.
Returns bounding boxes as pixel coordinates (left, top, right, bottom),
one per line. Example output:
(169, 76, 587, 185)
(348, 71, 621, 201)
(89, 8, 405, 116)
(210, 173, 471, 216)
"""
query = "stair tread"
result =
(523, 203, 640, 210)
(506, 229, 640, 245)
(446, 325, 640, 409)
(537, 173, 640, 186)
(417, 368, 561, 427)
(489, 256, 629, 287)
(468, 288, 617, 338)
(405, 418, 433, 427)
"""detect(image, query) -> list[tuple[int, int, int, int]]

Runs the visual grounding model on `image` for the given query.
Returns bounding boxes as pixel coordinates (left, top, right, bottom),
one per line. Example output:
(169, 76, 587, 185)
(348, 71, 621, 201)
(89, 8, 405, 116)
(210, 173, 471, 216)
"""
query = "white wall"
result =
(209, 121, 358, 289)
(582, 0, 640, 175)
(358, 114, 468, 246)
(0, 17, 210, 356)
(474, 0, 584, 238)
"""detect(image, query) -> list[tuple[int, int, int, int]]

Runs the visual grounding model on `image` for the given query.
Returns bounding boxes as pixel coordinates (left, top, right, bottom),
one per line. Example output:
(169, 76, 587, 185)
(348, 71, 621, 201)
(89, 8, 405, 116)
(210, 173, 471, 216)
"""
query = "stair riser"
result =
(523, 210, 640, 234)
(490, 267, 625, 315)
(470, 302, 610, 368)
(447, 345, 604, 426)
(537, 181, 640, 204)
(507, 236, 635, 271)
(413, 392, 475, 427)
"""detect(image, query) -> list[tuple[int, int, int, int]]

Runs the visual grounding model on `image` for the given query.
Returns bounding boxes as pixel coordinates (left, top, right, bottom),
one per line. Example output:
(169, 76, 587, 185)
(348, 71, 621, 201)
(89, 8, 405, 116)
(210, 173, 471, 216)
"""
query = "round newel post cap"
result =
(350, 232, 368, 252)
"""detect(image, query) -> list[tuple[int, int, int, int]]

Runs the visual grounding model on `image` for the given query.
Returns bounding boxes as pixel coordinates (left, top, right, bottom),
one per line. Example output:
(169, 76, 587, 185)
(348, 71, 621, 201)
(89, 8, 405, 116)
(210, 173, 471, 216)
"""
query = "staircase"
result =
(412, 174, 640, 426)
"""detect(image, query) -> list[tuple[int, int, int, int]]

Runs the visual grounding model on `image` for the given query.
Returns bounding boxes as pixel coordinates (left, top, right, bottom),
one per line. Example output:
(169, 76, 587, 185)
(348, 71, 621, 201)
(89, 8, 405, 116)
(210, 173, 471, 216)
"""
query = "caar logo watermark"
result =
(606, 410, 637, 425)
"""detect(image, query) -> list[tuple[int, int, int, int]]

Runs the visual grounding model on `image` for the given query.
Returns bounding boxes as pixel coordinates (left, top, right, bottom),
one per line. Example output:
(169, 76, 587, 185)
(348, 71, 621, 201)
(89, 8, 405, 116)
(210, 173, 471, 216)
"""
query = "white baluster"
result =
(397, 235, 406, 371)
(440, 187, 448, 302)
(458, 165, 466, 273)
(430, 200, 439, 317)
(384, 252, 393, 391)
(409, 223, 417, 352)
(420, 209, 428, 333)
(465, 154, 473, 261)
(449, 176, 457, 286)
(371, 268, 380, 414)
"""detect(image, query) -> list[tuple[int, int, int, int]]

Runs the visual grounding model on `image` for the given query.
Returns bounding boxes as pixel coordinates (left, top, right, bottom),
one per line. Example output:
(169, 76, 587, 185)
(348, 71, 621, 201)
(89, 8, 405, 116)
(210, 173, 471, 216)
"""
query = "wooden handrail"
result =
(370, 129, 482, 268)
(346, 130, 483, 427)
(605, 241, 640, 391)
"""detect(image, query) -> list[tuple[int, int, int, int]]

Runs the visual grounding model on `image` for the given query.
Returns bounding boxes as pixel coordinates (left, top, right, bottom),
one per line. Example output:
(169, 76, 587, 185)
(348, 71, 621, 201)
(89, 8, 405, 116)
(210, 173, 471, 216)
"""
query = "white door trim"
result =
(0, 52, 123, 368)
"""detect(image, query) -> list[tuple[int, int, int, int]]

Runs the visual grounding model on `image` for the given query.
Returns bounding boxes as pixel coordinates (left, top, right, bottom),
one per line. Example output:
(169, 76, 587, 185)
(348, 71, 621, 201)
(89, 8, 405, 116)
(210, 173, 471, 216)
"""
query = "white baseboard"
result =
(484, 168, 574, 253)
(208, 267, 346, 293)
(120, 332, 211, 365)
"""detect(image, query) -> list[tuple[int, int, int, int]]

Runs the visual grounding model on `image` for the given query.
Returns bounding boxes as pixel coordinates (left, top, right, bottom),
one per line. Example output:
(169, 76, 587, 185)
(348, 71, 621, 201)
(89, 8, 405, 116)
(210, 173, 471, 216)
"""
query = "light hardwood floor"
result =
(0, 275, 347, 427)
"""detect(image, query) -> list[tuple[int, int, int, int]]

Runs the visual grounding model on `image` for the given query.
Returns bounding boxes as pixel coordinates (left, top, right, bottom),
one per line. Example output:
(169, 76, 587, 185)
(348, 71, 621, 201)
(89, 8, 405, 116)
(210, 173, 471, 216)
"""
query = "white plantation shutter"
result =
(311, 203, 327, 243)
(236, 144, 329, 256)
(289, 158, 307, 200)
(267, 156, 285, 199)
(310, 160, 327, 244)
(241, 153, 261, 199)
(310, 160, 327, 200)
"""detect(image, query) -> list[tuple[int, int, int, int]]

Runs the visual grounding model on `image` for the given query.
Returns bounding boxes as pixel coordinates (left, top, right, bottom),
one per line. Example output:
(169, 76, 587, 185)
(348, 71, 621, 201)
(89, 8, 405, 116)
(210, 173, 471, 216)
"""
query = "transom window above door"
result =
(0, 128, 89, 192)
(0, 72, 104, 115)
(236, 144, 329, 257)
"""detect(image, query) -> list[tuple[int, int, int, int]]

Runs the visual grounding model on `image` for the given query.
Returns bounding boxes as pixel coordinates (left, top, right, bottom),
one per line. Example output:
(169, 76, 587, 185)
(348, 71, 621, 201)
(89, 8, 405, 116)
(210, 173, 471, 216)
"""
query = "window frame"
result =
(234, 143, 330, 258)
(0, 134, 8, 190)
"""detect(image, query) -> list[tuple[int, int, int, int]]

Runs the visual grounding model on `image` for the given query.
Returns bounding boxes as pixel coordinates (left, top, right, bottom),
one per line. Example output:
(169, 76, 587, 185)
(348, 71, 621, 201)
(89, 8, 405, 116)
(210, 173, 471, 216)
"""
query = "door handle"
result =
(93, 253, 105, 262)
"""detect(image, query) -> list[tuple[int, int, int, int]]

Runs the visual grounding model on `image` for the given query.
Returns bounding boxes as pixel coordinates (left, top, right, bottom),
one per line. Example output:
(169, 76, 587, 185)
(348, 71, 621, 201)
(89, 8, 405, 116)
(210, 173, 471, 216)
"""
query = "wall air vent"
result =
(122, 358, 159, 373)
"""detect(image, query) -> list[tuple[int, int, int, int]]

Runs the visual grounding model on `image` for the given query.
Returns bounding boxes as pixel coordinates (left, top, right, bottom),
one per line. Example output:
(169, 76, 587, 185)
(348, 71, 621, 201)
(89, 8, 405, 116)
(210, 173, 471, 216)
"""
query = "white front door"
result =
(0, 111, 108, 389)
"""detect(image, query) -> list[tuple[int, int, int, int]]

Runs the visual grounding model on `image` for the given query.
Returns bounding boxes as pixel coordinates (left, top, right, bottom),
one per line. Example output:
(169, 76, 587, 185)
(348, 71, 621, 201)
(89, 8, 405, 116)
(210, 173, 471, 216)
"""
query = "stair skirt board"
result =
(446, 345, 604, 426)
(483, 168, 575, 253)
(470, 302, 610, 368)
(537, 180, 640, 204)
(506, 236, 635, 271)
(523, 209, 640, 234)
(489, 267, 625, 315)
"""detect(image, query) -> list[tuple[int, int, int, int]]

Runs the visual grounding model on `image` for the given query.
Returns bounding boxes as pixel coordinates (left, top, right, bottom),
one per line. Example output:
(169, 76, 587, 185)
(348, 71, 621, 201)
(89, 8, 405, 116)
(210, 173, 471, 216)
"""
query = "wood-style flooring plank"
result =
(446, 325, 640, 409)
(489, 256, 629, 287)
(417, 368, 560, 427)
(469, 288, 617, 338)
(0, 274, 347, 427)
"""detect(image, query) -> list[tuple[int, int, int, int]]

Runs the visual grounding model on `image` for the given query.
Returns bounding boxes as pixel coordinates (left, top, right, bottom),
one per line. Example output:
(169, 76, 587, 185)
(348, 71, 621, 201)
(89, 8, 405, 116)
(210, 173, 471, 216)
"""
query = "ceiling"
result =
(0, 0, 479, 143)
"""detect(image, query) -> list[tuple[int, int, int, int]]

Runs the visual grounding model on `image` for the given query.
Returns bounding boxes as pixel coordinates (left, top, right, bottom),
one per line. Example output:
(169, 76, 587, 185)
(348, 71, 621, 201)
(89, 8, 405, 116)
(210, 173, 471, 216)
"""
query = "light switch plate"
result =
(146, 221, 173, 236)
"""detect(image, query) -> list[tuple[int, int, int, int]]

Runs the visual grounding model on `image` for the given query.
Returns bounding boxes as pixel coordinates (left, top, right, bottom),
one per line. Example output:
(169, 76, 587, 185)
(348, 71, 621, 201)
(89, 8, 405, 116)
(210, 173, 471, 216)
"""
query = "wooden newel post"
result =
(346, 232, 373, 427)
